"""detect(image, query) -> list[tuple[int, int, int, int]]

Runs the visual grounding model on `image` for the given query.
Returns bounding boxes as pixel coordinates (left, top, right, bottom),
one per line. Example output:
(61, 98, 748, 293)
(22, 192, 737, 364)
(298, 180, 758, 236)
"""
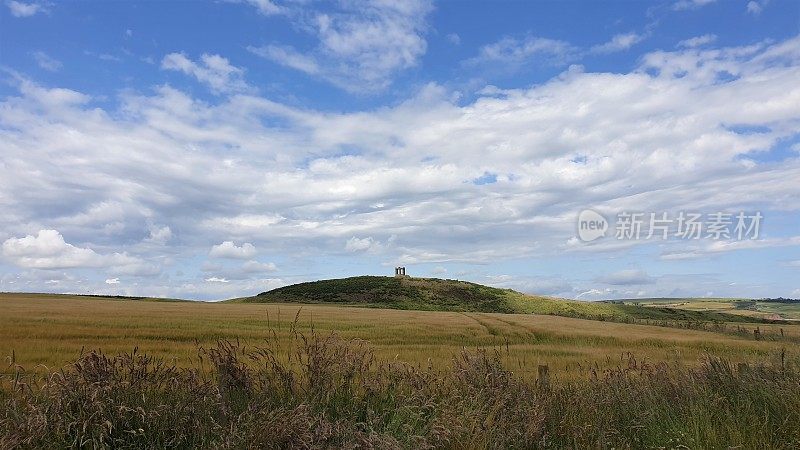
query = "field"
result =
(2, 293, 800, 448)
(1, 293, 797, 379)
(613, 297, 800, 321)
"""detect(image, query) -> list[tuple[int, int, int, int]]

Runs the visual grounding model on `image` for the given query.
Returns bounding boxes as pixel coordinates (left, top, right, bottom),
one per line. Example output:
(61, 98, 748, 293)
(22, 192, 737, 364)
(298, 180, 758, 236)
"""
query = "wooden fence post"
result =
(538, 364, 550, 389)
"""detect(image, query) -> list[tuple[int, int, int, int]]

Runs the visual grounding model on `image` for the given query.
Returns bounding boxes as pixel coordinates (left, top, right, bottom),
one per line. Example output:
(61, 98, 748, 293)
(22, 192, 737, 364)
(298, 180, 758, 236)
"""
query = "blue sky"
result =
(1, 0, 799, 300)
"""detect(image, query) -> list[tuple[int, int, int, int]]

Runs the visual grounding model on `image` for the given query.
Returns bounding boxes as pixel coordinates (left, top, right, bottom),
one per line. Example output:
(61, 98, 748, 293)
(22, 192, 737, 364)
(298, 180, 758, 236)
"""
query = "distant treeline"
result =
(758, 297, 800, 303)
(78, 294, 147, 300)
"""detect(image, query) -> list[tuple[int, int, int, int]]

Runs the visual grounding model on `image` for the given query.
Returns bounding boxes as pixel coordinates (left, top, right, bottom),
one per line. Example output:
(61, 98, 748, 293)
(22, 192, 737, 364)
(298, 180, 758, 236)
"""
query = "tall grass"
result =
(2, 330, 798, 449)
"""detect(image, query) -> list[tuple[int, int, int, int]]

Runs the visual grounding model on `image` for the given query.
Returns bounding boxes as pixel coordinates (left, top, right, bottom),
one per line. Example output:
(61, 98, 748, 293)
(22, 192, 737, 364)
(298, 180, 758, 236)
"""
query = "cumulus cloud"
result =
(345, 236, 375, 252)
(209, 241, 257, 259)
(746, 0, 769, 15)
(5, 0, 45, 17)
(145, 224, 172, 244)
(161, 53, 251, 94)
(2, 230, 141, 270)
(248, 0, 433, 92)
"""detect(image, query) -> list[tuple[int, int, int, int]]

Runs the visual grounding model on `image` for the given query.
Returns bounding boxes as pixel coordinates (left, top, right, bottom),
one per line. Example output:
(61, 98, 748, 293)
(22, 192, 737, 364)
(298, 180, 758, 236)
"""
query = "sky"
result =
(0, 0, 799, 301)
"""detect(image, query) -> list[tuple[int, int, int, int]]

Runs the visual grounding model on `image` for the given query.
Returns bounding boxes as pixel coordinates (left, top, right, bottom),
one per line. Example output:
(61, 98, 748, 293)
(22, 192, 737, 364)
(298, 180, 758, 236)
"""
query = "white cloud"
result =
(161, 53, 251, 94)
(105, 277, 120, 284)
(201, 260, 277, 281)
(227, 0, 285, 15)
(576, 288, 610, 300)
(2, 230, 142, 270)
(242, 260, 277, 273)
(591, 32, 646, 54)
(467, 35, 577, 67)
(2, 36, 800, 298)
(672, 0, 716, 11)
(661, 237, 800, 260)
(209, 241, 257, 259)
(345, 236, 375, 252)
(6, 0, 44, 17)
(446, 33, 460, 45)
(31, 51, 62, 71)
(678, 34, 717, 48)
(471, 31, 644, 66)
(247, 45, 320, 75)
(145, 224, 172, 244)
(746, 0, 769, 15)
(205, 277, 230, 283)
(248, 0, 433, 92)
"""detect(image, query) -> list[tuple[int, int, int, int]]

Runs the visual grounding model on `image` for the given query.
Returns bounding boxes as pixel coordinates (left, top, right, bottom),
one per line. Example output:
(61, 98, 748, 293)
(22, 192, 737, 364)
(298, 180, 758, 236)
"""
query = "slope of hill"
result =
(232, 276, 770, 323)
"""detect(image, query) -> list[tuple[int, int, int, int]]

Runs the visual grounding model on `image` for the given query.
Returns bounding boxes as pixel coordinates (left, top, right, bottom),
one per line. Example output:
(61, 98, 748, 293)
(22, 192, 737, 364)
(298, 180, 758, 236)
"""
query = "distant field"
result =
(613, 297, 800, 321)
(1, 293, 797, 380)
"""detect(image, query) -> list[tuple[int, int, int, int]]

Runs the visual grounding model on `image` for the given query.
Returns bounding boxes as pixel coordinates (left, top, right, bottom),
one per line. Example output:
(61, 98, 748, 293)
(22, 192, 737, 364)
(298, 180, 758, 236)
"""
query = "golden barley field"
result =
(2, 293, 797, 380)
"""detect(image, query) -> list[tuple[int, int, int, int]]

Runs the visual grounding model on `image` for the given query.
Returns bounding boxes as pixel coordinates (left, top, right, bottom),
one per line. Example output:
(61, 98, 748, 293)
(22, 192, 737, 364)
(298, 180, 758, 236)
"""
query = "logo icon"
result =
(577, 210, 608, 242)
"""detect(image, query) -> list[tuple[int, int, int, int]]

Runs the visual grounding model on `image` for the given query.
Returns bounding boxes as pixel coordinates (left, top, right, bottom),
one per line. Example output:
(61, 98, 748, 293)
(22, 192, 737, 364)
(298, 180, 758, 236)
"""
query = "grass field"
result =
(1, 293, 797, 379)
(3, 293, 800, 448)
(3, 334, 799, 449)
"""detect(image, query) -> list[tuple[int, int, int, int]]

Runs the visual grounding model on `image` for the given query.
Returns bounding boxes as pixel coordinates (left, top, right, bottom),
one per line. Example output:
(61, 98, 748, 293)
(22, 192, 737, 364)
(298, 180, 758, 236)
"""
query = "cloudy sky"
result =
(1, 0, 799, 300)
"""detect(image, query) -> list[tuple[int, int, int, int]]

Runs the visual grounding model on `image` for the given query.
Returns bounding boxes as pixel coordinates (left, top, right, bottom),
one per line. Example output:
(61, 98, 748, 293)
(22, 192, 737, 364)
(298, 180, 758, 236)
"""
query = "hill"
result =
(235, 276, 516, 312)
(232, 276, 770, 323)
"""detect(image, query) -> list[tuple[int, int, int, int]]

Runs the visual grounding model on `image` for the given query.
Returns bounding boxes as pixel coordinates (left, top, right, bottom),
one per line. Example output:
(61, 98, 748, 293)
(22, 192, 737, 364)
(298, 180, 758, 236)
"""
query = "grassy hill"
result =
(232, 276, 770, 324)
(234, 276, 516, 312)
